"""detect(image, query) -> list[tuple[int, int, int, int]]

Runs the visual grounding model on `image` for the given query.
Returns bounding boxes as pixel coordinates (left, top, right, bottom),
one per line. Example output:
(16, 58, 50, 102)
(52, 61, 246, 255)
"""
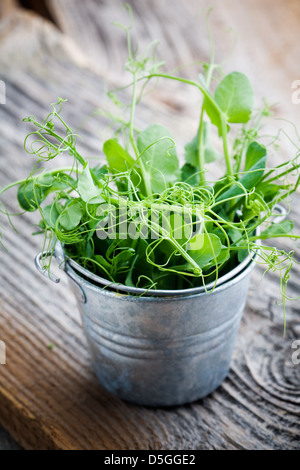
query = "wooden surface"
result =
(0, 0, 300, 450)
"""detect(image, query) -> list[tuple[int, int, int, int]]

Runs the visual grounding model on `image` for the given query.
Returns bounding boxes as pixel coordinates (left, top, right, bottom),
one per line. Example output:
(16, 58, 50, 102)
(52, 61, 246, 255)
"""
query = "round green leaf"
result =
(214, 72, 254, 124)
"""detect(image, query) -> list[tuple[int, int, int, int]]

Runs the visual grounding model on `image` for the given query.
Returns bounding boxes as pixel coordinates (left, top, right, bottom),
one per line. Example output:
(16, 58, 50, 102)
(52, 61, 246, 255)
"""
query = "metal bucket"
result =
(35, 243, 256, 407)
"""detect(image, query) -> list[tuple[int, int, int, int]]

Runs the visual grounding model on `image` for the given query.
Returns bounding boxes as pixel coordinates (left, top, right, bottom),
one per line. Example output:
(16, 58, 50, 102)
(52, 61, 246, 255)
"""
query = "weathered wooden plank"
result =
(0, 426, 20, 450)
(0, 4, 299, 450)
(0, 0, 19, 18)
(18, 0, 56, 23)
(46, 0, 300, 127)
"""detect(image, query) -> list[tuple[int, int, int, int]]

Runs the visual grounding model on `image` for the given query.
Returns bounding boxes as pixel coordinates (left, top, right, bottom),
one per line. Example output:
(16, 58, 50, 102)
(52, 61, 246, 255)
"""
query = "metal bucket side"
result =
(65, 258, 255, 407)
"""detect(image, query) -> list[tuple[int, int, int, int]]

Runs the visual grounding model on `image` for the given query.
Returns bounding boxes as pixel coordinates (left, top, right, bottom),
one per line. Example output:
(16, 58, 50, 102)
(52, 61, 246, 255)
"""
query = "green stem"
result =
(221, 116, 233, 177)
(129, 72, 139, 158)
(147, 73, 233, 180)
(261, 164, 300, 184)
(235, 110, 266, 173)
(147, 73, 219, 110)
(0, 178, 28, 198)
(27, 123, 87, 168)
(148, 219, 202, 275)
(129, 72, 152, 198)
(0, 167, 82, 198)
(197, 109, 206, 186)
(196, 63, 216, 186)
(139, 162, 152, 199)
(249, 233, 300, 241)
(169, 237, 202, 275)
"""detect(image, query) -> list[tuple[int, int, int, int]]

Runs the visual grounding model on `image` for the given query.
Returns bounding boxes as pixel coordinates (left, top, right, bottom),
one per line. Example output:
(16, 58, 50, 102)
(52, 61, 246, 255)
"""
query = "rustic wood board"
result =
(46, 0, 300, 124)
(0, 2, 299, 450)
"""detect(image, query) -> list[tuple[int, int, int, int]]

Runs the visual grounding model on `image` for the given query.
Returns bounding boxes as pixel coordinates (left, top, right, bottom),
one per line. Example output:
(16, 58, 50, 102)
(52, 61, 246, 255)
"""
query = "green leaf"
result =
(94, 254, 112, 273)
(205, 244, 230, 269)
(228, 228, 242, 243)
(260, 220, 294, 239)
(181, 163, 199, 185)
(203, 97, 223, 135)
(239, 156, 267, 188)
(48, 177, 74, 192)
(238, 247, 249, 263)
(170, 212, 191, 245)
(17, 181, 46, 212)
(203, 122, 221, 163)
(156, 212, 193, 263)
(216, 156, 267, 203)
(214, 72, 254, 123)
(187, 233, 222, 268)
(216, 245, 230, 265)
(92, 165, 108, 179)
(103, 139, 135, 173)
(18, 173, 76, 212)
(37, 174, 54, 187)
(205, 146, 221, 163)
(77, 165, 104, 203)
(184, 135, 198, 167)
(112, 250, 135, 269)
(58, 201, 83, 230)
(245, 142, 266, 172)
(137, 124, 179, 193)
(184, 122, 221, 167)
(129, 238, 154, 281)
(42, 203, 61, 228)
(256, 182, 287, 203)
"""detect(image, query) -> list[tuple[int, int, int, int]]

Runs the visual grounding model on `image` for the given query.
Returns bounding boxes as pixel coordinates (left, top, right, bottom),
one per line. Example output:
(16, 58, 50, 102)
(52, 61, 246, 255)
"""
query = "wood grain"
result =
(46, 0, 300, 124)
(0, 0, 19, 18)
(0, 2, 299, 450)
(18, 0, 56, 23)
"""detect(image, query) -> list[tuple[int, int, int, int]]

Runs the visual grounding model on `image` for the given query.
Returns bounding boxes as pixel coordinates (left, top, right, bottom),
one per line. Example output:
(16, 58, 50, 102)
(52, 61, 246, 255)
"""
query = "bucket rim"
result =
(55, 241, 258, 298)
(64, 250, 257, 301)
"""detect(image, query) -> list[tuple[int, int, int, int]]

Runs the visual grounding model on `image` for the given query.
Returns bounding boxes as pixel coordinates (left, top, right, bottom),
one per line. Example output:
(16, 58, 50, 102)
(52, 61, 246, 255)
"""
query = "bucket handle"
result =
(35, 251, 87, 303)
(35, 251, 60, 283)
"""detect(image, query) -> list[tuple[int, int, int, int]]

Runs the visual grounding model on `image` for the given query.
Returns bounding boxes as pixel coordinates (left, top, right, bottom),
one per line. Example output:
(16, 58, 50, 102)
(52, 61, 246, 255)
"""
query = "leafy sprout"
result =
(0, 7, 300, 335)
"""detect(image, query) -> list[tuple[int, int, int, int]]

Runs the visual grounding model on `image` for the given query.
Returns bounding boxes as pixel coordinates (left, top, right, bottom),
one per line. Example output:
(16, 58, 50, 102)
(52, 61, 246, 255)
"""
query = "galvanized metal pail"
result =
(36, 243, 256, 407)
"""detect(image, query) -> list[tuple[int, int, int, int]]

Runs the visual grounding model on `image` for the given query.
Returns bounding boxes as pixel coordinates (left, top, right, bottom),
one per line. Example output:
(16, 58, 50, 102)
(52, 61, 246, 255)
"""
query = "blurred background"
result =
(0, 0, 299, 450)
(1, 0, 299, 176)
